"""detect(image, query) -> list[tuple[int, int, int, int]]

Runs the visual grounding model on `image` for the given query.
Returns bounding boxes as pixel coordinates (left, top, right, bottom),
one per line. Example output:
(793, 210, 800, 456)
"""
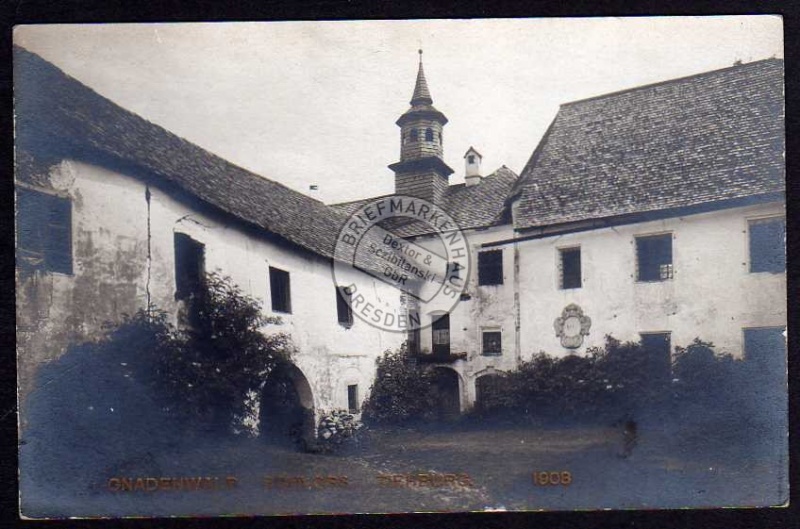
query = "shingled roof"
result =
(513, 59, 785, 230)
(13, 46, 358, 265)
(331, 165, 518, 237)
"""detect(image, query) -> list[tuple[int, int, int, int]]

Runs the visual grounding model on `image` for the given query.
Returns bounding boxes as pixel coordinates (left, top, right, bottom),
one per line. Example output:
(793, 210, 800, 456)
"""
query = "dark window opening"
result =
(636, 234, 672, 281)
(336, 286, 353, 328)
(347, 384, 359, 413)
(560, 247, 581, 289)
(640, 332, 671, 379)
(431, 313, 451, 356)
(449, 261, 462, 280)
(744, 327, 786, 367)
(269, 266, 292, 313)
(174, 233, 205, 300)
(478, 250, 503, 285)
(749, 217, 786, 273)
(425, 128, 434, 142)
(468, 155, 475, 164)
(410, 129, 419, 142)
(408, 326, 421, 355)
(16, 188, 72, 275)
(482, 331, 502, 356)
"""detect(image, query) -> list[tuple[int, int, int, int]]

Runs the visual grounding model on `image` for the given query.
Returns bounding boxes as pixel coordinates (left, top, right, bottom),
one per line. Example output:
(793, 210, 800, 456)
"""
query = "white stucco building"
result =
(15, 46, 785, 424)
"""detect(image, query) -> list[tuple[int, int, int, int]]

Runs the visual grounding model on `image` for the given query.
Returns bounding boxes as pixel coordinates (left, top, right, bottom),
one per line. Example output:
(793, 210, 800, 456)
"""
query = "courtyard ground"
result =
(20, 417, 787, 518)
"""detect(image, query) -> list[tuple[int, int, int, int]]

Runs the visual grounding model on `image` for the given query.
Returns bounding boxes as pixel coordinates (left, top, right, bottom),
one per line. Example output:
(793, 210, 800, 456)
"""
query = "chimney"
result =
(464, 147, 483, 187)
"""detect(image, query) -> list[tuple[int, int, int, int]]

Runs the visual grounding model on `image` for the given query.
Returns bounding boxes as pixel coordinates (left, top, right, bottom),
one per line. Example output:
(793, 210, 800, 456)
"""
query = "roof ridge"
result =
(13, 45, 332, 211)
(561, 57, 783, 107)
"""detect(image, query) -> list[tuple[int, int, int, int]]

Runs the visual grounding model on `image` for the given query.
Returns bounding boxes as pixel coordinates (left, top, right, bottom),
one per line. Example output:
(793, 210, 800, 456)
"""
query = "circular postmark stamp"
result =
(333, 195, 470, 332)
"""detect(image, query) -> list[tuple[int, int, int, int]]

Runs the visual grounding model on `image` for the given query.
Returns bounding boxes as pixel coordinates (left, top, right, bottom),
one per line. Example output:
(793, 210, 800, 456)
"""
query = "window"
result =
(559, 247, 581, 289)
(336, 286, 353, 328)
(636, 233, 672, 281)
(16, 188, 72, 274)
(347, 384, 359, 413)
(269, 266, 292, 313)
(468, 155, 475, 164)
(408, 326, 421, 355)
(410, 129, 419, 142)
(174, 233, 205, 300)
(478, 250, 503, 285)
(431, 313, 450, 356)
(482, 331, 502, 356)
(425, 128, 434, 142)
(640, 332, 671, 378)
(744, 327, 786, 366)
(449, 261, 462, 280)
(749, 217, 785, 273)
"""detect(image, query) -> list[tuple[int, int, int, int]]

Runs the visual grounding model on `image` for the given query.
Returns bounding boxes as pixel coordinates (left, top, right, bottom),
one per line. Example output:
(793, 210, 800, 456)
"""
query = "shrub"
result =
(21, 308, 184, 491)
(361, 344, 439, 425)
(316, 409, 364, 453)
(157, 271, 294, 434)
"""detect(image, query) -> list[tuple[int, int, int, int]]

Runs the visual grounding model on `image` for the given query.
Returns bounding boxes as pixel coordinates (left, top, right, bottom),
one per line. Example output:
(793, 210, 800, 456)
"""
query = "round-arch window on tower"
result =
(425, 128, 434, 142)
(410, 129, 419, 143)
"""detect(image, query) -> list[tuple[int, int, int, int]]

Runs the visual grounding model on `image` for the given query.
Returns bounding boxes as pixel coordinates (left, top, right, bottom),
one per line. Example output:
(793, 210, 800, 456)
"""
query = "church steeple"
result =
(410, 50, 433, 105)
(388, 50, 453, 204)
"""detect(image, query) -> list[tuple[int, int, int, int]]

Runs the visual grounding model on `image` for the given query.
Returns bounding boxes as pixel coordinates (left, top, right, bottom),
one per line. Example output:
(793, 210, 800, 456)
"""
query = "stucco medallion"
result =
(553, 304, 592, 349)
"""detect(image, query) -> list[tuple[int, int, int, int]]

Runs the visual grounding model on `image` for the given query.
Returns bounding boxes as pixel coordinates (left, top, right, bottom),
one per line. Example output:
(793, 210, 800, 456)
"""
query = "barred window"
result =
(482, 331, 502, 356)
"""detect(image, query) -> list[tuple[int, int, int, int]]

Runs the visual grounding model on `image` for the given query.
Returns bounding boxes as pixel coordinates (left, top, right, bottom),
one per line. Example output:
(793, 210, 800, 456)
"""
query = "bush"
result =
(22, 308, 184, 491)
(362, 344, 439, 425)
(316, 409, 364, 453)
(158, 271, 294, 433)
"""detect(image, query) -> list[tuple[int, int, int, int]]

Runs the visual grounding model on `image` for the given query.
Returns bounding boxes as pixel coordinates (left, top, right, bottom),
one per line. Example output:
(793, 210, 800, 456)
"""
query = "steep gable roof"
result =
(13, 46, 354, 264)
(514, 59, 785, 230)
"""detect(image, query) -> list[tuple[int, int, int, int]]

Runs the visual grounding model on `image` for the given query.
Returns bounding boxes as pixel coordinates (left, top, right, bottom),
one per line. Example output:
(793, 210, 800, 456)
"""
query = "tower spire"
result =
(411, 49, 433, 106)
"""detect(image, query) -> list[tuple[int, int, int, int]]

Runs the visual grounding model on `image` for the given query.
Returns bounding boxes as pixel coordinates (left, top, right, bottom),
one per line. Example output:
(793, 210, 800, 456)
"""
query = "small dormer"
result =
(464, 146, 483, 186)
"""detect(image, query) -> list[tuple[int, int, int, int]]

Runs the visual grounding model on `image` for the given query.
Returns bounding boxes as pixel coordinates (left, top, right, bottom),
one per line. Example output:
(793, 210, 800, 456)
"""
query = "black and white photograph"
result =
(13, 16, 787, 518)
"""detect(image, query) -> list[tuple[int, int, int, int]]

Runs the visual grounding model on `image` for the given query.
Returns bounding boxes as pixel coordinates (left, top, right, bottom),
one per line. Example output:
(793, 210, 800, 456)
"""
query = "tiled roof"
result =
(514, 59, 785, 230)
(331, 166, 518, 237)
(13, 46, 377, 271)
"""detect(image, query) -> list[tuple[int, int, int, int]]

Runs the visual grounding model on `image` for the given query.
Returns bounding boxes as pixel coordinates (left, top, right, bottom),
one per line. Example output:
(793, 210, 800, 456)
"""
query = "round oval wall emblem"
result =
(554, 303, 592, 349)
(333, 195, 471, 333)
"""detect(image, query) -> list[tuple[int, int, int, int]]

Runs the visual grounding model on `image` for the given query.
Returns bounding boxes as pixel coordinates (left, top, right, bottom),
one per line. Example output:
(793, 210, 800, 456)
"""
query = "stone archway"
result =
(431, 367, 461, 420)
(259, 362, 315, 449)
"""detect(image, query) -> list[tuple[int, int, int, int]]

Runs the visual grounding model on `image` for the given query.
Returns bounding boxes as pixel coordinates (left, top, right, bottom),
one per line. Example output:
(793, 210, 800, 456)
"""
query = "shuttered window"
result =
(16, 188, 72, 275)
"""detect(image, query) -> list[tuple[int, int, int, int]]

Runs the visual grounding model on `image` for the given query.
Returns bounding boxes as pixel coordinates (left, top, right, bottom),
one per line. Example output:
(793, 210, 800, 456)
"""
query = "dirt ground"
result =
(20, 418, 787, 518)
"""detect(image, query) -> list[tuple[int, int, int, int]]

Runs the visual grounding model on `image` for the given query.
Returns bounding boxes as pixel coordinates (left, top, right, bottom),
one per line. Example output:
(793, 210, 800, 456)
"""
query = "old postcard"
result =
(14, 17, 787, 518)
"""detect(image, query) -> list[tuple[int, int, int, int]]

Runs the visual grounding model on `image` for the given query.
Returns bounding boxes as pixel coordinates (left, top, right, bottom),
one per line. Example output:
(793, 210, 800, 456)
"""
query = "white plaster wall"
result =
(17, 159, 404, 413)
(516, 202, 787, 359)
(411, 224, 519, 408)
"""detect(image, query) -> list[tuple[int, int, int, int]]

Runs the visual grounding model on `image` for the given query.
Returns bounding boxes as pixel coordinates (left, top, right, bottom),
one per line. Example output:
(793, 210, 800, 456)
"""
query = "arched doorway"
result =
(431, 367, 460, 420)
(259, 362, 315, 448)
(475, 373, 505, 412)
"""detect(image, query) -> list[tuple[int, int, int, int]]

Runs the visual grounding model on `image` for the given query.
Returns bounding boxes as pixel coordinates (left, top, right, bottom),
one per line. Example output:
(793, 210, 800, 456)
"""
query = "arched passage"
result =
(431, 367, 461, 420)
(259, 362, 315, 448)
